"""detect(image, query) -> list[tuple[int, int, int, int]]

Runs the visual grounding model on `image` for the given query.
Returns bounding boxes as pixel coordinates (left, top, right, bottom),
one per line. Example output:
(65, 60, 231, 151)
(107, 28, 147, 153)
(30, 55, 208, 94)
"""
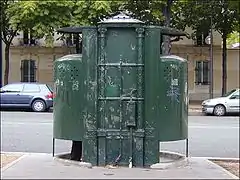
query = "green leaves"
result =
(70, 1, 113, 26)
(173, 0, 239, 36)
(227, 31, 240, 47)
(118, 0, 166, 25)
(2, 0, 239, 45)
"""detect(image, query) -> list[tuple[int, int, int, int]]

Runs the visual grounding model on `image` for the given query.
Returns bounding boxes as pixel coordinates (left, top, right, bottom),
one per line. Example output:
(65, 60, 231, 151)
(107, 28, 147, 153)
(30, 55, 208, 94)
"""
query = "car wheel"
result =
(32, 99, 46, 112)
(213, 105, 226, 116)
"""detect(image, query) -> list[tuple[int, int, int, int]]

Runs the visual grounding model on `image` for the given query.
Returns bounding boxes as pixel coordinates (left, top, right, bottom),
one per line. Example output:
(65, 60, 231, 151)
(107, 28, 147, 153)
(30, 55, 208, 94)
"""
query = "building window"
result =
(21, 60, 37, 82)
(194, 29, 209, 46)
(23, 30, 36, 45)
(66, 34, 79, 46)
(195, 61, 209, 85)
(65, 34, 82, 53)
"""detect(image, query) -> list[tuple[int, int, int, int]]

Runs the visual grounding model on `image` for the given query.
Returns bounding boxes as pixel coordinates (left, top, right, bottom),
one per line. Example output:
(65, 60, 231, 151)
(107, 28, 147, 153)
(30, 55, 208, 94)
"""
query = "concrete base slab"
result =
(54, 152, 92, 168)
(54, 157, 93, 169)
(1, 153, 237, 179)
(151, 151, 186, 170)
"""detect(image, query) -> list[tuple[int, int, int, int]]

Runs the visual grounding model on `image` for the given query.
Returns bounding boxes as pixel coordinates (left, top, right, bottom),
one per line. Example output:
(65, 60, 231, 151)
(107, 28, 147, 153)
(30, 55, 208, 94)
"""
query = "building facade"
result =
(1, 28, 239, 101)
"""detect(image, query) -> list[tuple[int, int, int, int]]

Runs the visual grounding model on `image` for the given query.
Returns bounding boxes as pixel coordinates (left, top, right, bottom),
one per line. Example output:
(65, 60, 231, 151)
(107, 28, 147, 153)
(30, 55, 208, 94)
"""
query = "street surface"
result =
(1, 111, 239, 158)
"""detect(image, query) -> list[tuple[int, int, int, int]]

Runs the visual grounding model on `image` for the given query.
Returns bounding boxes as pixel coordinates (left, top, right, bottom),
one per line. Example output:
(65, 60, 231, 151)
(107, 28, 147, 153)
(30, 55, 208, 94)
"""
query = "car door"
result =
(0, 84, 24, 106)
(21, 84, 41, 105)
(0, 88, 8, 105)
(228, 91, 240, 113)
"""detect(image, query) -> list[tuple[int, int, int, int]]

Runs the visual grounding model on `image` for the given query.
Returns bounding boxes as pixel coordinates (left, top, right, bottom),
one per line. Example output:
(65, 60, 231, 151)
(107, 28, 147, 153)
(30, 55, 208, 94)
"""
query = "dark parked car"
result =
(0, 82, 53, 112)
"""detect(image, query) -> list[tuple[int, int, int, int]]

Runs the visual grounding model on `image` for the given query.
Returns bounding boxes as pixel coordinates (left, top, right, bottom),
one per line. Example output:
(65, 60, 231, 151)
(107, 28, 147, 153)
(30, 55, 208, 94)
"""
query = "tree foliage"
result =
(227, 31, 240, 47)
(171, 0, 239, 95)
(1, 0, 119, 84)
(118, 0, 166, 25)
(1, 0, 25, 85)
(172, 0, 239, 36)
(1, 0, 239, 87)
(0, 0, 20, 46)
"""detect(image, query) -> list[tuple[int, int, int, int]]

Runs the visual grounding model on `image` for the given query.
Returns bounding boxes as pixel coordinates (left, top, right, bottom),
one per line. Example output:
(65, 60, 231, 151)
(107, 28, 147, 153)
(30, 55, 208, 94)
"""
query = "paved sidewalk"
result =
(1, 153, 237, 179)
(189, 104, 202, 116)
(189, 104, 202, 109)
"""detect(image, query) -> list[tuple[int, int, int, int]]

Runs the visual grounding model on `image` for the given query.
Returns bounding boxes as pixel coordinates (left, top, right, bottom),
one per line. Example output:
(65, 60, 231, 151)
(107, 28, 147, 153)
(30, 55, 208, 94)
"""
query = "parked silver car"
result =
(0, 83, 53, 112)
(202, 88, 240, 116)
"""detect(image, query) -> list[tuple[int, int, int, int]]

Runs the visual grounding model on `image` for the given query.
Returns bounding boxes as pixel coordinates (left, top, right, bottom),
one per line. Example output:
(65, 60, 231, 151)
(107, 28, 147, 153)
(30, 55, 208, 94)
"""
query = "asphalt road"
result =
(1, 111, 239, 158)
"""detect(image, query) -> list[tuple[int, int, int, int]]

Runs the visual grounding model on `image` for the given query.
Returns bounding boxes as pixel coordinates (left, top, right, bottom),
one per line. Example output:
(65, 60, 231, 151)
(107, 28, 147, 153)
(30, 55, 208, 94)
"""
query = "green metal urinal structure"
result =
(53, 13, 189, 167)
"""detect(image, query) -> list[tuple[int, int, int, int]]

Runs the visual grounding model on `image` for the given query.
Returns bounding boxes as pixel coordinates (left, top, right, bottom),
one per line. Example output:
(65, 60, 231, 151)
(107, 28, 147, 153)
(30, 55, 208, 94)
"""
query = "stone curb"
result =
(189, 112, 203, 116)
(206, 157, 239, 161)
(189, 108, 202, 112)
(189, 107, 202, 116)
(1, 152, 51, 172)
(0, 151, 49, 156)
(207, 159, 239, 179)
(1, 154, 26, 172)
(192, 157, 239, 179)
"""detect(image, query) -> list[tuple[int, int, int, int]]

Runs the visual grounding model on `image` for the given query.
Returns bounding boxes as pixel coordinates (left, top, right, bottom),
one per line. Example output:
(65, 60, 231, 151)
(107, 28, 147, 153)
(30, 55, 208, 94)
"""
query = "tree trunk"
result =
(162, 0, 172, 55)
(4, 44, 10, 85)
(221, 32, 227, 96)
(70, 141, 82, 161)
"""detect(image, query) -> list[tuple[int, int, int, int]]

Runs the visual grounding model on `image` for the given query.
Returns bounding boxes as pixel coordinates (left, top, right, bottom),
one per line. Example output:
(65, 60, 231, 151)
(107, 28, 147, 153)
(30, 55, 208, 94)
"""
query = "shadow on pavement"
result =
(204, 113, 240, 117)
(0, 107, 52, 113)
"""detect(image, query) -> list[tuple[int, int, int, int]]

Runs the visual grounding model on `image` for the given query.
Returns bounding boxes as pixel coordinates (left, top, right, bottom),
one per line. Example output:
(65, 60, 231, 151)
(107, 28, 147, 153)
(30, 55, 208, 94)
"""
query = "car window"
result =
(231, 92, 240, 99)
(1, 84, 24, 92)
(222, 89, 237, 97)
(23, 84, 40, 92)
(46, 84, 53, 92)
(39, 84, 52, 93)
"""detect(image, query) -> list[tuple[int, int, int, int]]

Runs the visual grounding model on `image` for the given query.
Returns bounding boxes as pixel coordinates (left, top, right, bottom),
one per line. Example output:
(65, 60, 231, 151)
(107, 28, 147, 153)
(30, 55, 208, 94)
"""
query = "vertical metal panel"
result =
(158, 55, 188, 141)
(97, 27, 107, 166)
(53, 54, 85, 141)
(144, 27, 161, 166)
(81, 27, 98, 165)
(96, 27, 145, 166)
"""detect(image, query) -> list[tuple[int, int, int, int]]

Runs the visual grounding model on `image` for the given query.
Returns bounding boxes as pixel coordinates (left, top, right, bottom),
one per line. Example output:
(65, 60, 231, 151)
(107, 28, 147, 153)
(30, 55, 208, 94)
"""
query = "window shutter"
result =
(203, 61, 209, 85)
(21, 60, 29, 82)
(195, 61, 201, 84)
(20, 60, 36, 82)
(29, 60, 36, 82)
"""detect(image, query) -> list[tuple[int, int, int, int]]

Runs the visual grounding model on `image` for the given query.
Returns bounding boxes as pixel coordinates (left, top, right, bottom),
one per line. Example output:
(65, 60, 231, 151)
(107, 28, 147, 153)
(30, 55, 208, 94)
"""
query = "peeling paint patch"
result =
(72, 80, 79, 91)
(135, 138, 143, 151)
(170, 64, 179, 70)
(171, 79, 178, 86)
(167, 86, 180, 103)
(57, 63, 71, 72)
(130, 44, 136, 50)
(55, 79, 60, 86)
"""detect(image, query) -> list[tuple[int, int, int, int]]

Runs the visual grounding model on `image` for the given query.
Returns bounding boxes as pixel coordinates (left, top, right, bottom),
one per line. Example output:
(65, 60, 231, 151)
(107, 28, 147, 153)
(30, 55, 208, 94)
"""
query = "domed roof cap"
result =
(99, 12, 144, 24)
